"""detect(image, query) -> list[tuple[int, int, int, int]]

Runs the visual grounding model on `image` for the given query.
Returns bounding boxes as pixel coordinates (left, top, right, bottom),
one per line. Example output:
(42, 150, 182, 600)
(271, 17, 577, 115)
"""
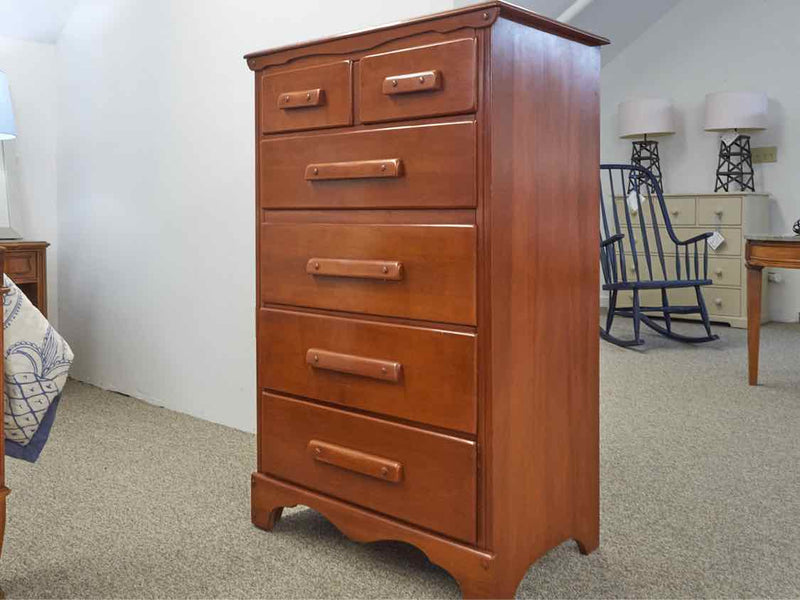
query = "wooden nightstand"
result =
(0, 241, 49, 317)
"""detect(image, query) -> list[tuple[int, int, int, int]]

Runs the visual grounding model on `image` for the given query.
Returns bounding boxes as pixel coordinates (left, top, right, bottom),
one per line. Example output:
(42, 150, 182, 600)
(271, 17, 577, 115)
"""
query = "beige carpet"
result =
(1, 321, 799, 598)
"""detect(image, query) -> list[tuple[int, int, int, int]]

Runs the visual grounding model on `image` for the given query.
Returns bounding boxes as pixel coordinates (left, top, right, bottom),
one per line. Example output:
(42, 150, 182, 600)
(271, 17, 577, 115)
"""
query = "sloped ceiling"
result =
(455, 0, 682, 65)
(0, 0, 682, 56)
(569, 0, 682, 64)
(0, 0, 78, 44)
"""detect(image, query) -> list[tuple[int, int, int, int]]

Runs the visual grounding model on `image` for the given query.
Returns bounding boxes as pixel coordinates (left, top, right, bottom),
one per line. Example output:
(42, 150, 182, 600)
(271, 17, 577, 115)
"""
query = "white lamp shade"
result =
(0, 71, 16, 140)
(704, 91, 767, 131)
(618, 98, 675, 138)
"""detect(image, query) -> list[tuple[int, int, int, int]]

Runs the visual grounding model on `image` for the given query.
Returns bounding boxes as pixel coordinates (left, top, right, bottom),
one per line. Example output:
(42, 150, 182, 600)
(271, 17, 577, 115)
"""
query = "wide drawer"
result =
(259, 392, 477, 543)
(617, 285, 741, 318)
(260, 220, 476, 325)
(629, 227, 741, 257)
(261, 61, 352, 134)
(5, 251, 37, 280)
(359, 38, 477, 124)
(259, 308, 476, 433)
(259, 121, 475, 209)
(697, 196, 742, 226)
(620, 254, 741, 287)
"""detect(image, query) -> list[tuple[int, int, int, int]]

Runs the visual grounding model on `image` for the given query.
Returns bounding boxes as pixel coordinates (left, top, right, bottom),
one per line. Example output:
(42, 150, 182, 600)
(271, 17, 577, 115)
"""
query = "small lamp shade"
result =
(618, 98, 675, 138)
(0, 71, 16, 141)
(704, 91, 767, 132)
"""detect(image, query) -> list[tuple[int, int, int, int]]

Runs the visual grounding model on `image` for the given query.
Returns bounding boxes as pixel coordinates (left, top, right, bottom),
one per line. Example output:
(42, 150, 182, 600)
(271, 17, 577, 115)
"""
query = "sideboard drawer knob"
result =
(715, 208, 724, 216)
(714, 298, 723, 306)
(714, 268, 723, 276)
(671, 209, 679, 216)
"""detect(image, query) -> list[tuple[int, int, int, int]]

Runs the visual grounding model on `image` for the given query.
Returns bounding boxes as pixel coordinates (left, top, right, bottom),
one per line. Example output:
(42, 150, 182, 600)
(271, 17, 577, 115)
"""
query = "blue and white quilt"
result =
(3, 275, 73, 462)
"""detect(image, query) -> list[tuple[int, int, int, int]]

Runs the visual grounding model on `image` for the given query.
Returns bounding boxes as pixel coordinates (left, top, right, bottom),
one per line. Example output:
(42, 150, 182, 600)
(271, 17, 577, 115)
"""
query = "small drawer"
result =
(359, 38, 477, 124)
(260, 120, 475, 209)
(703, 286, 742, 317)
(5, 251, 37, 280)
(706, 257, 741, 287)
(259, 308, 476, 433)
(261, 61, 352, 134)
(259, 392, 477, 543)
(615, 195, 695, 226)
(699, 227, 741, 256)
(662, 196, 697, 226)
(697, 196, 742, 226)
(260, 220, 476, 325)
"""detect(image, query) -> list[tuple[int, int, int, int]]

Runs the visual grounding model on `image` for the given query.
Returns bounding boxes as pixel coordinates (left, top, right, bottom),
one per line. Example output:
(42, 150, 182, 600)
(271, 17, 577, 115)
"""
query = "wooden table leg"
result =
(0, 491, 6, 558)
(747, 265, 763, 385)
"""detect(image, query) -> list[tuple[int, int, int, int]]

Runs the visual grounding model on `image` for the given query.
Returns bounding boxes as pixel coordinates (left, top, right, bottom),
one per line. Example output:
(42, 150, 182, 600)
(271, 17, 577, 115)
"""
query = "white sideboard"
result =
(615, 192, 770, 329)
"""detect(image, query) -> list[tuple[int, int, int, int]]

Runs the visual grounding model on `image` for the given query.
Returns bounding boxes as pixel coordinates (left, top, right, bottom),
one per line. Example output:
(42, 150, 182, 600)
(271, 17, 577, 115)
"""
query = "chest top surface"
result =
(244, 1, 607, 70)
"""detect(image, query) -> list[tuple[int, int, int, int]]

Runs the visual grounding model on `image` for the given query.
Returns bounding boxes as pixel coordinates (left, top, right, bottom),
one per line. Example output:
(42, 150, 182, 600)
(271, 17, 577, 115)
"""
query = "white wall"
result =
(56, 0, 454, 432)
(600, 0, 800, 323)
(0, 35, 59, 325)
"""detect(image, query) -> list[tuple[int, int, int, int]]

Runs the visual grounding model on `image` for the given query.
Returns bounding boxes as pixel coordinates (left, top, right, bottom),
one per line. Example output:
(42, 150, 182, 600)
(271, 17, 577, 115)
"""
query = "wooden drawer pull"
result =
(306, 258, 403, 281)
(306, 348, 402, 383)
(308, 440, 403, 483)
(382, 70, 442, 95)
(278, 88, 325, 109)
(305, 159, 403, 180)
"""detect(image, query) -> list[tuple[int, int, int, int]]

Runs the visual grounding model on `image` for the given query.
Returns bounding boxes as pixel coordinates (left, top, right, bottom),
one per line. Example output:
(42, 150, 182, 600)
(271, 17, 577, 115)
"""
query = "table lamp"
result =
(618, 98, 675, 190)
(0, 71, 20, 239)
(704, 91, 767, 192)
(0, 71, 15, 141)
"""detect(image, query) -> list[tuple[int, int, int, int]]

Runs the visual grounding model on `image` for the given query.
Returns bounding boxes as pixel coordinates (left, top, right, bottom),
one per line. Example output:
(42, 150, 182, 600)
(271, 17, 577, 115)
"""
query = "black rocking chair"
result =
(600, 164, 719, 347)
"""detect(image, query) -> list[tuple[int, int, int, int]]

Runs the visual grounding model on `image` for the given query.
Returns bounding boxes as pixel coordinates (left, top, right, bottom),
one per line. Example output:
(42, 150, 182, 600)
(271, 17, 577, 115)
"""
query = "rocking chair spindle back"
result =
(599, 164, 719, 346)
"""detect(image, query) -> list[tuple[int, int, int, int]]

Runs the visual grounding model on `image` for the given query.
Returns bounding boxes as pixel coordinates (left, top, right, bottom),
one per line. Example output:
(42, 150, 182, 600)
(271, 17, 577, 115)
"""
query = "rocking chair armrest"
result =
(601, 233, 625, 248)
(675, 231, 714, 245)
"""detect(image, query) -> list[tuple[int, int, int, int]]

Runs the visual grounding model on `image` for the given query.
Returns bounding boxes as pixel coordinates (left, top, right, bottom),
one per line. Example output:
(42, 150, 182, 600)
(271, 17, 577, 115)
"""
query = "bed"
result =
(0, 247, 73, 557)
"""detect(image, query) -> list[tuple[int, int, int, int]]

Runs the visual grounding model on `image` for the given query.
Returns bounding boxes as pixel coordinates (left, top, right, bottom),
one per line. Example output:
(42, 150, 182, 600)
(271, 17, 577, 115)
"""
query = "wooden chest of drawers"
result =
(246, 3, 605, 597)
(614, 192, 770, 328)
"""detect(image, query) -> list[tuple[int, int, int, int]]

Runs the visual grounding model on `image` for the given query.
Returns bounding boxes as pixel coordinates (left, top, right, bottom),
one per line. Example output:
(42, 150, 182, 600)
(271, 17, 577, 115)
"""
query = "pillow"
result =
(3, 275, 73, 462)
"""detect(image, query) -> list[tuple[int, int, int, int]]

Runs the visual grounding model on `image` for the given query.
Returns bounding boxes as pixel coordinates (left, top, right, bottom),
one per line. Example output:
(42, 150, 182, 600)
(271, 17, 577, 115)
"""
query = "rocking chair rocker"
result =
(600, 164, 719, 347)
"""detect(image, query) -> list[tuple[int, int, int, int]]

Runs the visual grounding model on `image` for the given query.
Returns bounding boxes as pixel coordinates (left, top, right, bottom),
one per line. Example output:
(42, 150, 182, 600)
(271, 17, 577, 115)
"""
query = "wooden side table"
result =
(745, 235, 800, 385)
(0, 241, 49, 317)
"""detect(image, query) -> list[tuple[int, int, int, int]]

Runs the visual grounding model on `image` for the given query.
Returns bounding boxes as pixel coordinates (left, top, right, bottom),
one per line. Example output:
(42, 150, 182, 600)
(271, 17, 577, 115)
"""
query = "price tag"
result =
(626, 189, 641, 213)
(708, 231, 726, 250)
